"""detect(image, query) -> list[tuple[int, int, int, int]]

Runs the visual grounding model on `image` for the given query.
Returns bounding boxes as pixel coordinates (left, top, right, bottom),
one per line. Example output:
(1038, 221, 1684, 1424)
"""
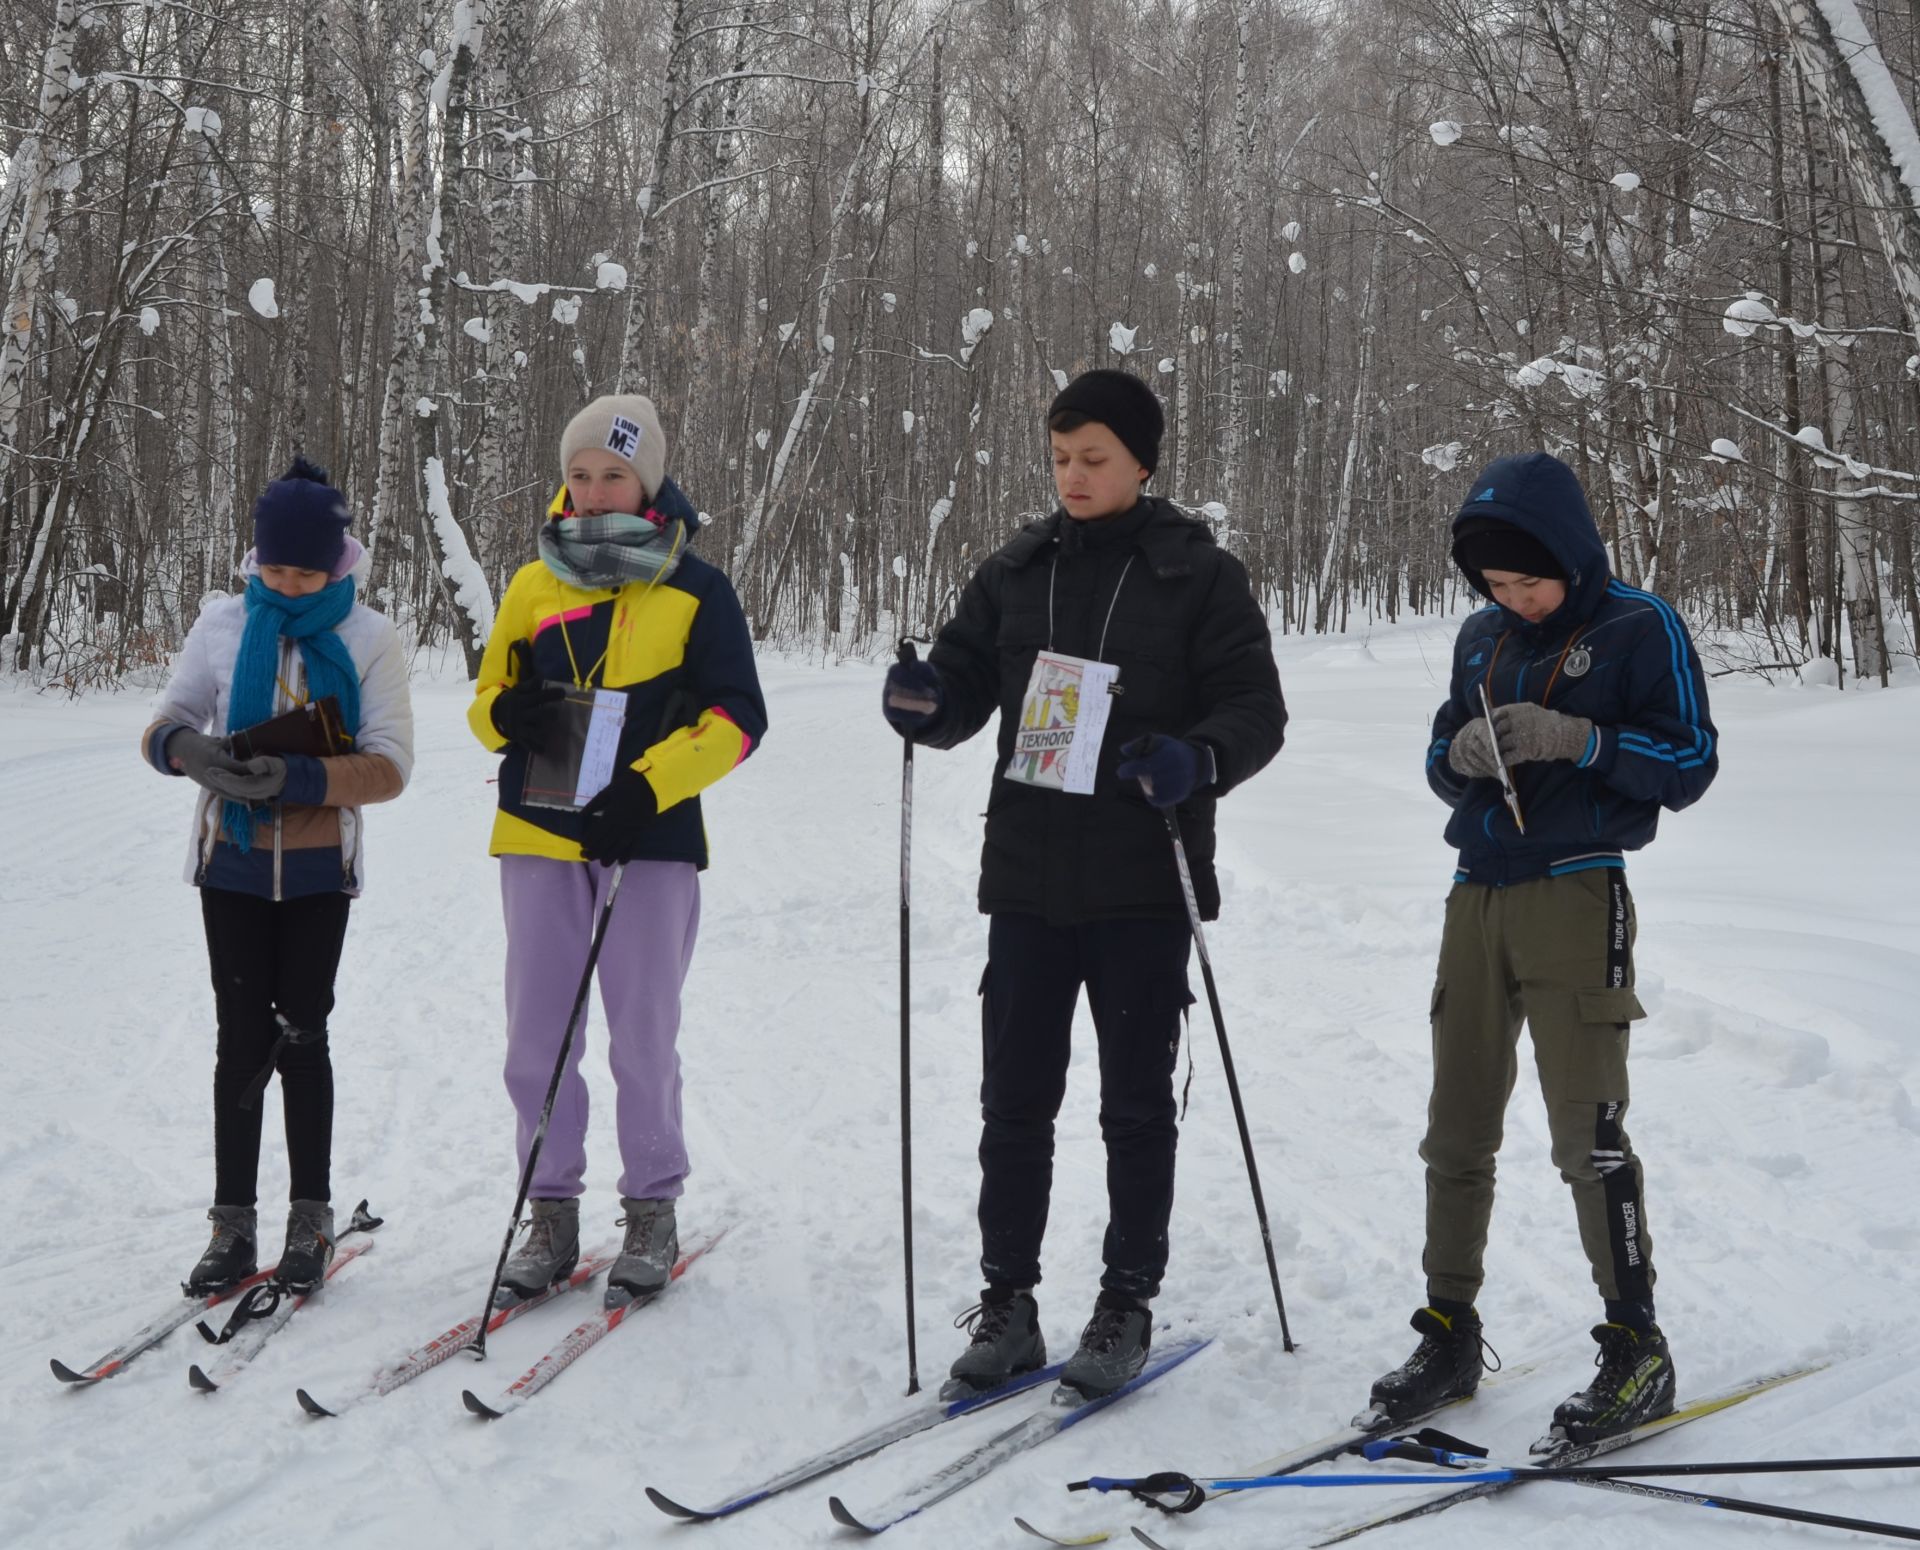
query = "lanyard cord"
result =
(1483, 625, 1587, 708)
(1047, 550, 1137, 660)
(552, 527, 685, 688)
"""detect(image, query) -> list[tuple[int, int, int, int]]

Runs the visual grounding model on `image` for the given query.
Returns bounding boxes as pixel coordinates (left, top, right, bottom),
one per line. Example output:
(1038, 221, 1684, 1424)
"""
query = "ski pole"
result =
(1162, 810, 1294, 1351)
(1081, 1451, 1920, 1513)
(895, 638, 922, 1396)
(472, 861, 627, 1359)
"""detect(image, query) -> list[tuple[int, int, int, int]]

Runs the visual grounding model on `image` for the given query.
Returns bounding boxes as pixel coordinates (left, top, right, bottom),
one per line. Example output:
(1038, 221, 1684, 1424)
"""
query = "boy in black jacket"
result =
(1367, 451, 1718, 1445)
(883, 370, 1285, 1400)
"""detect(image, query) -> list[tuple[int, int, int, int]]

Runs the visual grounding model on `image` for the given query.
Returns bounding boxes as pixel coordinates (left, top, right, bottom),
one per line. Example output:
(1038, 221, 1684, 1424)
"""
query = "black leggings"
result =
(201, 886, 351, 1206)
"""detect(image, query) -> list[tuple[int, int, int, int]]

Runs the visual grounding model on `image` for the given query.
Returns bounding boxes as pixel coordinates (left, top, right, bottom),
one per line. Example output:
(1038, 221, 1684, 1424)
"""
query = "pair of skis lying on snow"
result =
(1033, 1360, 1920, 1548)
(50, 1205, 725, 1414)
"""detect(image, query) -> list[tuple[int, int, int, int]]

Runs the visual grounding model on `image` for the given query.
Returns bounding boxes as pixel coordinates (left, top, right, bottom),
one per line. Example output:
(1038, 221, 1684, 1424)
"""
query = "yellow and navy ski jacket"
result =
(1427, 453, 1718, 887)
(467, 483, 766, 867)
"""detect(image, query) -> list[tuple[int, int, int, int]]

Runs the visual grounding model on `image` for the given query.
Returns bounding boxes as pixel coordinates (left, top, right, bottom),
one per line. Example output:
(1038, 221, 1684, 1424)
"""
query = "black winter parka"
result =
(916, 497, 1285, 924)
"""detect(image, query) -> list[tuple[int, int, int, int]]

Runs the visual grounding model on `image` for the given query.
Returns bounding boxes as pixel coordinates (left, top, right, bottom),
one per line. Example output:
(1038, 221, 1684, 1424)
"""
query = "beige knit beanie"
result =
(559, 394, 667, 501)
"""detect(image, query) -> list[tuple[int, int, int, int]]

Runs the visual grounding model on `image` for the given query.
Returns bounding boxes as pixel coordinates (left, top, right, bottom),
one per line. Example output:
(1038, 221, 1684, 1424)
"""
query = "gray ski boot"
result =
(276, 1200, 335, 1292)
(1058, 1291, 1151, 1400)
(185, 1204, 258, 1296)
(608, 1197, 677, 1306)
(498, 1197, 580, 1305)
(941, 1287, 1046, 1401)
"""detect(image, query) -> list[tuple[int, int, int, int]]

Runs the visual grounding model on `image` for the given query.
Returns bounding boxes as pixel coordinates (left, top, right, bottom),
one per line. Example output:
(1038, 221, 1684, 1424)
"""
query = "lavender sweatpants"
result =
(501, 855, 701, 1200)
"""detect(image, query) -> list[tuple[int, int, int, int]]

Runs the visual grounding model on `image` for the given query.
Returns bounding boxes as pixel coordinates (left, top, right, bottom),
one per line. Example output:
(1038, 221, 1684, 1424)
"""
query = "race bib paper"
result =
(574, 688, 630, 807)
(1004, 651, 1120, 795)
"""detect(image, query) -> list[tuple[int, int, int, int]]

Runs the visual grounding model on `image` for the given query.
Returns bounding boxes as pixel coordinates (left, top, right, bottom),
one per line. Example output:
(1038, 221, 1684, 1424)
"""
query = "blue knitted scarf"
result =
(221, 575, 361, 849)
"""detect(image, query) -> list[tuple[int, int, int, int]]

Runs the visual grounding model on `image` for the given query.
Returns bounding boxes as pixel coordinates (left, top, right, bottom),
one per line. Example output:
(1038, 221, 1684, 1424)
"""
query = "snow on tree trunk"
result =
(1221, 1, 1253, 526)
(415, 5, 493, 674)
(476, 0, 534, 567)
(0, 0, 85, 484)
(369, 0, 439, 577)
(1770, 0, 1920, 352)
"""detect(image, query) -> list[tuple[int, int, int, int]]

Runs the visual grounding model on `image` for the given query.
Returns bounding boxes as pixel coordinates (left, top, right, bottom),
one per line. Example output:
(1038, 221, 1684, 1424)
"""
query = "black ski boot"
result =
(941, 1287, 1046, 1400)
(185, 1205, 257, 1296)
(275, 1200, 336, 1292)
(1547, 1323, 1676, 1445)
(1059, 1291, 1152, 1401)
(1361, 1305, 1494, 1425)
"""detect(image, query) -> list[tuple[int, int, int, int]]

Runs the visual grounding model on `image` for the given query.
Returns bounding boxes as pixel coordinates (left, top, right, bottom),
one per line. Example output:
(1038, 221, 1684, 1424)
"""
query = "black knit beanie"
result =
(1047, 369, 1164, 475)
(1452, 518, 1566, 583)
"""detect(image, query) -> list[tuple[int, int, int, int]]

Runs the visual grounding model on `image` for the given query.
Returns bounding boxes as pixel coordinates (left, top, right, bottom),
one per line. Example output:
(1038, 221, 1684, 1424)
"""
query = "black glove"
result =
(491, 639, 568, 753)
(203, 754, 289, 803)
(882, 658, 943, 736)
(1116, 734, 1214, 808)
(164, 728, 254, 793)
(579, 766, 659, 866)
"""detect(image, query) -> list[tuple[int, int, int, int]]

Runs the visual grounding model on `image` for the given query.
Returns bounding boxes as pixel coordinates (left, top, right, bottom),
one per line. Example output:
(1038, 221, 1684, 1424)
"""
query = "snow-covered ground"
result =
(4, 618, 1918, 1549)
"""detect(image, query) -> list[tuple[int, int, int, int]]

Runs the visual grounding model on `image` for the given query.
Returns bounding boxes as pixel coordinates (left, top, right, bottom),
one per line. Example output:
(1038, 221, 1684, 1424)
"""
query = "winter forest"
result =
(3, 0, 1920, 686)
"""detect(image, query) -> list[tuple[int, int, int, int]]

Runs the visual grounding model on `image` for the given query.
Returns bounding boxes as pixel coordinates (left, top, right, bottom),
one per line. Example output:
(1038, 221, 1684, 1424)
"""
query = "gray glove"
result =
(1446, 717, 1501, 779)
(202, 754, 289, 803)
(1492, 700, 1593, 765)
(164, 728, 254, 793)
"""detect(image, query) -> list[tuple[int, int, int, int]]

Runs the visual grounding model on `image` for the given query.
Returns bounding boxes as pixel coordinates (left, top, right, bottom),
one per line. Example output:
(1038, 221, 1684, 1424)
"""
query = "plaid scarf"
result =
(538, 510, 687, 590)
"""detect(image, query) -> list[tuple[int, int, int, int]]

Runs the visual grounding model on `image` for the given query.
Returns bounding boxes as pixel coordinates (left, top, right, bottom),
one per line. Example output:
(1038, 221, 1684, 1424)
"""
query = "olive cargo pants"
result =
(1420, 869, 1655, 1307)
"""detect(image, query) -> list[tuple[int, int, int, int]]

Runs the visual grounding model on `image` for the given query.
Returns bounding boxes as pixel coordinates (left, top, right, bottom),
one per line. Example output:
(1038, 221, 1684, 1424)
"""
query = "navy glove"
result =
(579, 766, 659, 866)
(1117, 734, 1214, 808)
(882, 658, 943, 736)
(491, 639, 568, 754)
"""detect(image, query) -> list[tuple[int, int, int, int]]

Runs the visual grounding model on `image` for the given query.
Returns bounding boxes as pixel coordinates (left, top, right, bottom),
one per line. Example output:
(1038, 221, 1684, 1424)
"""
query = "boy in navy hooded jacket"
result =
(1366, 452, 1717, 1446)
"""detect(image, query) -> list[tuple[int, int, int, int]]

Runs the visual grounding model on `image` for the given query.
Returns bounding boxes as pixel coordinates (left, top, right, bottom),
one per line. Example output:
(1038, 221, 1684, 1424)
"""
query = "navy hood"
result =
(1451, 452, 1609, 625)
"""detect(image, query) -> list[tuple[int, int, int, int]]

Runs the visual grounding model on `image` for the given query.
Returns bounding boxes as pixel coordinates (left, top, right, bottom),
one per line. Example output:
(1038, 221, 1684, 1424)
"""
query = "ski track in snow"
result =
(3, 619, 1918, 1548)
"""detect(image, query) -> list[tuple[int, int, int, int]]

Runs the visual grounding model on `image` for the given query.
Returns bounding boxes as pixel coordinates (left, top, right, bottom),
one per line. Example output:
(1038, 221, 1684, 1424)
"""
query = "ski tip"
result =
(827, 1496, 880, 1534)
(50, 1359, 91, 1384)
(1130, 1529, 1175, 1550)
(461, 1389, 505, 1420)
(188, 1364, 218, 1393)
(1014, 1517, 1111, 1546)
(295, 1387, 335, 1418)
(644, 1486, 711, 1522)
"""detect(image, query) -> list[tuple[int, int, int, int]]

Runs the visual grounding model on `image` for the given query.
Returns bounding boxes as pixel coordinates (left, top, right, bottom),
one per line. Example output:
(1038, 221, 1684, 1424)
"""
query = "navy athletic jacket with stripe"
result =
(1426, 453, 1718, 886)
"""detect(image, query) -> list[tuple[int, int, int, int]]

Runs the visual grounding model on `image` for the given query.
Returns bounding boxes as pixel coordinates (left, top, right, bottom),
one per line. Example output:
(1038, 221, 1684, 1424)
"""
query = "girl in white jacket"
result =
(142, 459, 413, 1293)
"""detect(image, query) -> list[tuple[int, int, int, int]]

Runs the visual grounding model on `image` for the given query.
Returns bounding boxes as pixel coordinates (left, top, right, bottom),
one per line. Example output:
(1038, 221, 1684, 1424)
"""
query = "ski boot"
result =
(276, 1200, 336, 1292)
(942, 1286, 1047, 1401)
(608, 1197, 677, 1306)
(498, 1197, 580, 1305)
(1058, 1291, 1152, 1402)
(1360, 1305, 1494, 1426)
(184, 1204, 258, 1296)
(1542, 1323, 1675, 1447)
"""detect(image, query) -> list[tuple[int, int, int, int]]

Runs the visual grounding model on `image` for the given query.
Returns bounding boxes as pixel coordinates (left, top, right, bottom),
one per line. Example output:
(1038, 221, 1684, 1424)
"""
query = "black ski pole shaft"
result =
(1163, 810, 1294, 1351)
(1556, 1455, 1920, 1481)
(896, 639, 921, 1396)
(1549, 1471, 1920, 1542)
(472, 861, 627, 1360)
